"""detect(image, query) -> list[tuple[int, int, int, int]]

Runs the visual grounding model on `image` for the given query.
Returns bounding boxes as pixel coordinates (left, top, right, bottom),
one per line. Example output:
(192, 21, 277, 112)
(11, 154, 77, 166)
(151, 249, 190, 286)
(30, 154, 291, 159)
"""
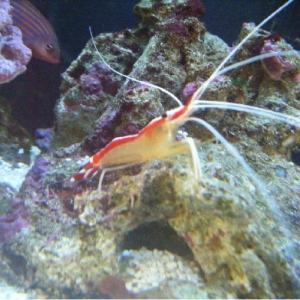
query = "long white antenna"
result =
(191, 0, 296, 102)
(88, 27, 183, 107)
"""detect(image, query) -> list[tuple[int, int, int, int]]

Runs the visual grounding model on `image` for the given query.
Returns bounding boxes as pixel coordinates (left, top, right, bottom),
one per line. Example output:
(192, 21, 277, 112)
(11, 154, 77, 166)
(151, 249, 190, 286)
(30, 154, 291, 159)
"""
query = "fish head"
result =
(30, 36, 60, 64)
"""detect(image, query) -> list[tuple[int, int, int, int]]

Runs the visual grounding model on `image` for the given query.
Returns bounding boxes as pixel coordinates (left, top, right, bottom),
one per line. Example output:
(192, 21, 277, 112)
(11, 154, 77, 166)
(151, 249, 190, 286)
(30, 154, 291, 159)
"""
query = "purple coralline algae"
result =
(182, 81, 199, 101)
(0, 0, 31, 84)
(0, 198, 29, 246)
(79, 62, 121, 96)
(261, 39, 293, 80)
(21, 156, 51, 190)
(34, 128, 54, 152)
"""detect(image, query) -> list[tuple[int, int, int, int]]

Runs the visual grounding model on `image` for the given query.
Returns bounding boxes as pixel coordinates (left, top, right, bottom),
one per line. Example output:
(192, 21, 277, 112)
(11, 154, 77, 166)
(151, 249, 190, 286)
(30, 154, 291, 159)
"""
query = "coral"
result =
(260, 39, 293, 80)
(238, 23, 298, 83)
(0, 0, 31, 84)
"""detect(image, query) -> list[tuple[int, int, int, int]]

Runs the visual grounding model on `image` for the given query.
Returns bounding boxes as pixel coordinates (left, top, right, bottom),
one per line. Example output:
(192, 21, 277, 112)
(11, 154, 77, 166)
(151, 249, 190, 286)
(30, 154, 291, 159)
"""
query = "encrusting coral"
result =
(0, 0, 31, 84)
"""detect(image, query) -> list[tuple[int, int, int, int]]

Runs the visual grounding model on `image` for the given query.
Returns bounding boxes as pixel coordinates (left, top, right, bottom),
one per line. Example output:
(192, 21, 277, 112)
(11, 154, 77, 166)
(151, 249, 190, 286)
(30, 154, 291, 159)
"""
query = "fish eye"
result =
(46, 43, 54, 53)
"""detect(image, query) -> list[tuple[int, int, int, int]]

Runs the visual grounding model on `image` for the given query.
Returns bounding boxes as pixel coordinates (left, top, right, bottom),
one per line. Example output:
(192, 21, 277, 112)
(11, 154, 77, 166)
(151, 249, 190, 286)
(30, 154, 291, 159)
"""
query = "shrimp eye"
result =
(46, 43, 54, 53)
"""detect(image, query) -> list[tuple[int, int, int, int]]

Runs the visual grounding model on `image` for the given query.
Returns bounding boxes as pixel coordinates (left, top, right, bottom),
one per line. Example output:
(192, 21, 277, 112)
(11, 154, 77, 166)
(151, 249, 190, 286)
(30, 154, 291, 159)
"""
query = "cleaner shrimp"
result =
(72, 0, 299, 199)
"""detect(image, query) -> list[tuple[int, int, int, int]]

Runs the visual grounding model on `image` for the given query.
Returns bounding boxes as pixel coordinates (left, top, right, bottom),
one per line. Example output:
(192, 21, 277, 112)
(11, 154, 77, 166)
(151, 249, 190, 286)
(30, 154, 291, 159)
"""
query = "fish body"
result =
(10, 0, 60, 64)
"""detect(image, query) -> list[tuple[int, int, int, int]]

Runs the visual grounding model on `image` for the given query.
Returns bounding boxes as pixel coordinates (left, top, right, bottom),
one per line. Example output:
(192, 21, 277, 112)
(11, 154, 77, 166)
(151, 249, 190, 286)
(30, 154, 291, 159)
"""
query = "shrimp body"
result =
(72, 103, 200, 190)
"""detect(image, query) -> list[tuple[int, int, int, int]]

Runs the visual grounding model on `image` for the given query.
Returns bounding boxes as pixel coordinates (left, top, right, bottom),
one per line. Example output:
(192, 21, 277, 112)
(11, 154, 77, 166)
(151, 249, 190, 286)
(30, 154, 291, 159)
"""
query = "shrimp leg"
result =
(97, 137, 201, 194)
(97, 163, 141, 194)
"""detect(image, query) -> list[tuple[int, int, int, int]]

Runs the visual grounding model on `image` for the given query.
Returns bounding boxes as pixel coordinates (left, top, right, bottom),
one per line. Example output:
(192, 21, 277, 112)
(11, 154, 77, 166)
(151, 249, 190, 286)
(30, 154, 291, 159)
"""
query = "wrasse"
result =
(10, 0, 60, 64)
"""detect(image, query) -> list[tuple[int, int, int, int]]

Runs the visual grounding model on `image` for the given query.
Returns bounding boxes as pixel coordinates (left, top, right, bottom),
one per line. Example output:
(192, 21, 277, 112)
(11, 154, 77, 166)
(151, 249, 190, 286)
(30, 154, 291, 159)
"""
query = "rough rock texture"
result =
(0, 0, 31, 84)
(0, 96, 38, 239)
(1, 0, 300, 298)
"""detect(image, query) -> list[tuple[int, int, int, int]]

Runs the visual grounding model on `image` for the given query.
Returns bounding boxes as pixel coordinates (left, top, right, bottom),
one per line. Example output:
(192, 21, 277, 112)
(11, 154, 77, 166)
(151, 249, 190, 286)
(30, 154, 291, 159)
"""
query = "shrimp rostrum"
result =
(72, 0, 300, 196)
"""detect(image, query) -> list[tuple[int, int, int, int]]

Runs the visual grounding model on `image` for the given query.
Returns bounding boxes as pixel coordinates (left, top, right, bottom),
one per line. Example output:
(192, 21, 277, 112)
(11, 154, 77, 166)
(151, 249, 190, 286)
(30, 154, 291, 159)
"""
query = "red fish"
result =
(10, 0, 60, 64)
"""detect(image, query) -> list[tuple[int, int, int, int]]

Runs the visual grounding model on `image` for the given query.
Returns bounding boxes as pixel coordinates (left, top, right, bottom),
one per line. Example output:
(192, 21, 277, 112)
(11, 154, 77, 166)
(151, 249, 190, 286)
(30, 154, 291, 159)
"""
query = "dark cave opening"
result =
(119, 220, 194, 261)
(291, 145, 300, 166)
